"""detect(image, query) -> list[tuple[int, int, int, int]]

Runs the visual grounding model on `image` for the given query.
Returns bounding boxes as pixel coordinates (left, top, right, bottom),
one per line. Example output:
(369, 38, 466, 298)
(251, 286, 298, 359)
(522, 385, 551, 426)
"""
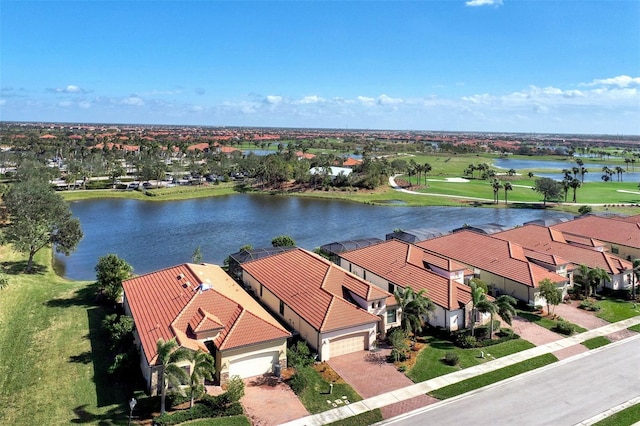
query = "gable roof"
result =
(123, 263, 290, 365)
(494, 225, 631, 275)
(241, 248, 385, 333)
(339, 239, 470, 310)
(416, 231, 567, 287)
(551, 215, 640, 249)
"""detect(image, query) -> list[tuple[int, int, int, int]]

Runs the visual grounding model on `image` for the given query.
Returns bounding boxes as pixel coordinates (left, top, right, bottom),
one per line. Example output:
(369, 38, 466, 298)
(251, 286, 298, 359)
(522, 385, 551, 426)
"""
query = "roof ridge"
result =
(320, 296, 336, 331)
(216, 305, 245, 349)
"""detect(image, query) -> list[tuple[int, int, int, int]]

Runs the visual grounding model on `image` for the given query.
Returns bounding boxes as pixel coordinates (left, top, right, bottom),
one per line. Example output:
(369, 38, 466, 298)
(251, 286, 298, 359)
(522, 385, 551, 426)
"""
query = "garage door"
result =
(329, 333, 368, 357)
(228, 352, 279, 379)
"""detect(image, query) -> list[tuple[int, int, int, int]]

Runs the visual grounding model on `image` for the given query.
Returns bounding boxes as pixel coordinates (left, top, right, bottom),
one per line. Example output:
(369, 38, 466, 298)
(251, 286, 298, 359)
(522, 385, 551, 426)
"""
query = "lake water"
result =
(494, 159, 638, 183)
(55, 194, 573, 281)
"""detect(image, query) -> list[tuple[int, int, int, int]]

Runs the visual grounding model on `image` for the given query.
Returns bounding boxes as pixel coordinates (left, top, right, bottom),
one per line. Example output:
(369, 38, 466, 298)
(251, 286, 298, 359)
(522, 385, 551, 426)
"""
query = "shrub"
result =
(224, 375, 245, 403)
(287, 340, 315, 368)
(153, 400, 243, 425)
(579, 299, 601, 312)
(397, 365, 407, 372)
(390, 348, 408, 362)
(443, 352, 459, 366)
(554, 319, 575, 335)
(457, 335, 477, 349)
(289, 373, 307, 394)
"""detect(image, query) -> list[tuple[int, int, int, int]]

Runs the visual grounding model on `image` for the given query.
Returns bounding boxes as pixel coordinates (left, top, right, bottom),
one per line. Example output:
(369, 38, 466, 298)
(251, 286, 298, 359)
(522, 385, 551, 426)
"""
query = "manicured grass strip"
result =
(593, 403, 640, 426)
(0, 246, 130, 425)
(181, 416, 252, 425)
(428, 353, 558, 400)
(326, 410, 384, 426)
(407, 335, 534, 383)
(628, 324, 640, 333)
(61, 183, 237, 202)
(295, 366, 364, 414)
(596, 298, 640, 323)
(516, 311, 587, 334)
(582, 336, 611, 349)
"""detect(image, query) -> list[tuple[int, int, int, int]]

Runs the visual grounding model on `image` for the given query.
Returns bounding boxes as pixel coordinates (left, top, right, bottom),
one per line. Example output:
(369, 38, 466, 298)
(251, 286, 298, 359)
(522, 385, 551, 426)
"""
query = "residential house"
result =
(551, 215, 640, 261)
(339, 239, 476, 331)
(494, 224, 633, 292)
(122, 263, 290, 394)
(416, 230, 569, 305)
(240, 248, 390, 360)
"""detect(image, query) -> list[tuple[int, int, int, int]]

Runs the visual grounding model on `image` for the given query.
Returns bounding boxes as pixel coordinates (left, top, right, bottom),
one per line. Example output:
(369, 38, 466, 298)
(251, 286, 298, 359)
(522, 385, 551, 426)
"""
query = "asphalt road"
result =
(382, 335, 640, 426)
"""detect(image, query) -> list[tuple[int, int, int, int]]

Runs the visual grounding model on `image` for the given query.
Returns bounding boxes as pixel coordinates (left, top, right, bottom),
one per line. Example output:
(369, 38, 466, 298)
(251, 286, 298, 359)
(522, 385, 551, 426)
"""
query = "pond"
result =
(56, 194, 573, 281)
(493, 159, 638, 183)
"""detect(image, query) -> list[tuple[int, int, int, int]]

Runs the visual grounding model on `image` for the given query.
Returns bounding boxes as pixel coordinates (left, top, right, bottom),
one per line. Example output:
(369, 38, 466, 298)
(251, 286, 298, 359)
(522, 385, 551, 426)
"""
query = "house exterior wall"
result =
(218, 339, 287, 384)
(473, 269, 539, 305)
(243, 271, 321, 352)
(319, 322, 376, 360)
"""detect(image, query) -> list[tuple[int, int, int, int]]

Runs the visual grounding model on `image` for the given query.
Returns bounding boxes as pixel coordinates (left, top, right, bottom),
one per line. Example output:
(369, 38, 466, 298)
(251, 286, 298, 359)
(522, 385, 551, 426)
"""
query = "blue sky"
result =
(1, 0, 639, 134)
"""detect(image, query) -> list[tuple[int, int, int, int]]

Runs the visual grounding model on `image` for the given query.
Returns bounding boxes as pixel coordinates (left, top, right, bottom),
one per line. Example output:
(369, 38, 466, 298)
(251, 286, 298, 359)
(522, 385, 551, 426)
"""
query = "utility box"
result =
(273, 363, 281, 377)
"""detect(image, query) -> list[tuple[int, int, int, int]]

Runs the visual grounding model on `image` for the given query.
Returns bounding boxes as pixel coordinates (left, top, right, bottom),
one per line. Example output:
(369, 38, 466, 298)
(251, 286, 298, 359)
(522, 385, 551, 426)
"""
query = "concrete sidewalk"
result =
(281, 316, 640, 426)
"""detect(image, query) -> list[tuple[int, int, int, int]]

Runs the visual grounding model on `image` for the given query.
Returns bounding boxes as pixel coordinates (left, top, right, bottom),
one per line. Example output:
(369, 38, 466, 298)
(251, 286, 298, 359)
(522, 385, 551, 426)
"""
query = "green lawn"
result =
(406, 335, 535, 383)
(181, 416, 251, 425)
(61, 182, 237, 202)
(428, 354, 558, 400)
(516, 310, 587, 334)
(582, 336, 611, 349)
(0, 246, 132, 425)
(326, 411, 384, 426)
(596, 298, 640, 323)
(594, 403, 640, 426)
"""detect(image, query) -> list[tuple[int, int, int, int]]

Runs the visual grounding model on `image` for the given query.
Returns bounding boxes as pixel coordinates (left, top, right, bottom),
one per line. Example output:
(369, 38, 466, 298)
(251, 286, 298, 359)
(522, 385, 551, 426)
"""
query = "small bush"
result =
(554, 319, 575, 335)
(457, 335, 477, 349)
(397, 365, 407, 372)
(443, 352, 459, 366)
(287, 340, 315, 368)
(289, 373, 307, 394)
(579, 299, 601, 312)
(390, 348, 408, 362)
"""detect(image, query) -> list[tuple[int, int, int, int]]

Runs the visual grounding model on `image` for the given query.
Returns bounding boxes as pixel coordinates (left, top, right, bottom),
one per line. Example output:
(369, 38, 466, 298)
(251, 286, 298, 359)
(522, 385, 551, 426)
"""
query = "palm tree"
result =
(157, 338, 190, 414)
(495, 295, 517, 329)
(187, 349, 216, 408)
(423, 163, 432, 186)
(474, 296, 496, 337)
(615, 166, 625, 182)
(574, 264, 592, 298)
(394, 286, 435, 338)
(588, 267, 611, 297)
(503, 182, 513, 205)
(491, 178, 502, 204)
(569, 178, 581, 203)
(469, 280, 487, 337)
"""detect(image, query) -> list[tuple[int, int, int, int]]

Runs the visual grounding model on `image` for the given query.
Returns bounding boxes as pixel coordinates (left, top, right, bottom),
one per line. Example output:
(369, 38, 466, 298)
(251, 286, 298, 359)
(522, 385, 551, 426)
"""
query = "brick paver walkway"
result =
(240, 376, 309, 426)
(327, 348, 438, 419)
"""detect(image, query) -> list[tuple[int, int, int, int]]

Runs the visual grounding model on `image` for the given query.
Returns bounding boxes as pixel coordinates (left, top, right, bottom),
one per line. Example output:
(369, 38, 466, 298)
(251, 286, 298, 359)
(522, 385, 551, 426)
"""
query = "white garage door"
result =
(228, 352, 279, 379)
(329, 333, 368, 357)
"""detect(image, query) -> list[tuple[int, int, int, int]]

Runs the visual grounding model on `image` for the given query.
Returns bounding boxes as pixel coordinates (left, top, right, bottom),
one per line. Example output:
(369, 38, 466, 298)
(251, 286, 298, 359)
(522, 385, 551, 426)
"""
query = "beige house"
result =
(241, 248, 391, 360)
(339, 239, 476, 331)
(123, 263, 290, 393)
(417, 230, 569, 306)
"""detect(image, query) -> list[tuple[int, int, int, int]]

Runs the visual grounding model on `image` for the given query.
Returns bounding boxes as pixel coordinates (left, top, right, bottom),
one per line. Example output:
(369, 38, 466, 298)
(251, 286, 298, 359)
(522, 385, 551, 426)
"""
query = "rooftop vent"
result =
(177, 273, 185, 280)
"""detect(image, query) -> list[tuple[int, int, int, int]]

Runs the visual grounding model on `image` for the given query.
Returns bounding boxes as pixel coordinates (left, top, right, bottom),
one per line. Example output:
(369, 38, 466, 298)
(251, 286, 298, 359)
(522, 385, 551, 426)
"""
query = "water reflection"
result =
(57, 194, 573, 281)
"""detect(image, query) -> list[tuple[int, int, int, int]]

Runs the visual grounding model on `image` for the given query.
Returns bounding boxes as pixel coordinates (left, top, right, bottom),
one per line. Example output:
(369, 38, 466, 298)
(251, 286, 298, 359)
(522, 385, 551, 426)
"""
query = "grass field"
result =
(427, 353, 558, 400)
(0, 246, 132, 425)
(596, 298, 640, 323)
(594, 403, 640, 426)
(406, 335, 535, 383)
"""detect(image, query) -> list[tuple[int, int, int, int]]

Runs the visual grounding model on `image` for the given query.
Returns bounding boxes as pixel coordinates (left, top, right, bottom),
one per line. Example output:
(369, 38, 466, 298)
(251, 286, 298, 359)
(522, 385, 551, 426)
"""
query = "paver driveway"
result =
(554, 300, 638, 342)
(241, 376, 309, 426)
(327, 348, 438, 419)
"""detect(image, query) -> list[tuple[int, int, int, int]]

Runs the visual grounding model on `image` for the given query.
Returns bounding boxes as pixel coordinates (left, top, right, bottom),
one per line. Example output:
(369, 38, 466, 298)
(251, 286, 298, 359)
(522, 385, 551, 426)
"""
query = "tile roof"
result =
(551, 215, 640, 248)
(339, 239, 468, 310)
(494, 225, 631, 275)
(123, 263, 290, 365)
(241, 248, 384, 332)
(416, 231, 567, 287)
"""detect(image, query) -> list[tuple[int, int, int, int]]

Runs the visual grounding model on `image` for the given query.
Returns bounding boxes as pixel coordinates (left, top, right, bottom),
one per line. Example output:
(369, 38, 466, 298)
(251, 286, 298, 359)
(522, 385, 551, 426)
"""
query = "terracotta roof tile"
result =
(339, 239, 466, 310)
(123, 264, 290, 365)
(416, 231, 567, 287)
(241, 249, 383, 332)
(551, 216, 640, 248)
(494, 225, 632, 275)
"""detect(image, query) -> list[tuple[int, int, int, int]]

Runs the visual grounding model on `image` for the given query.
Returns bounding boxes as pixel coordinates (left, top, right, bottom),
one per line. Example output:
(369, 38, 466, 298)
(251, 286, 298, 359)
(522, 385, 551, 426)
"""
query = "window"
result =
(611, 244, 619, 254)
(260, 284, 263, 297)
(388, 283, 395, 294)
(386, 309, 397, 324)
(363, 270, 367, 280)
(279, 300, 284, 315)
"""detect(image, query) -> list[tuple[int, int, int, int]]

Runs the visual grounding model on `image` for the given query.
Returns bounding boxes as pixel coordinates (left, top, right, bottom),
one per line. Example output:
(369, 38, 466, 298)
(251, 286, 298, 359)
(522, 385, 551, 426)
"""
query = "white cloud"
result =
(377, 94, 403, 105)
(357, 96, 376, 106)
(79, 101, 92, 109)
(122, 96, 144, 106)
(465, 0, 503, 7)
(580, 75, 640, 88)
(298, 95, 325, 104)
(48, 85, 90, 94)
(57, 101, 73, 107)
